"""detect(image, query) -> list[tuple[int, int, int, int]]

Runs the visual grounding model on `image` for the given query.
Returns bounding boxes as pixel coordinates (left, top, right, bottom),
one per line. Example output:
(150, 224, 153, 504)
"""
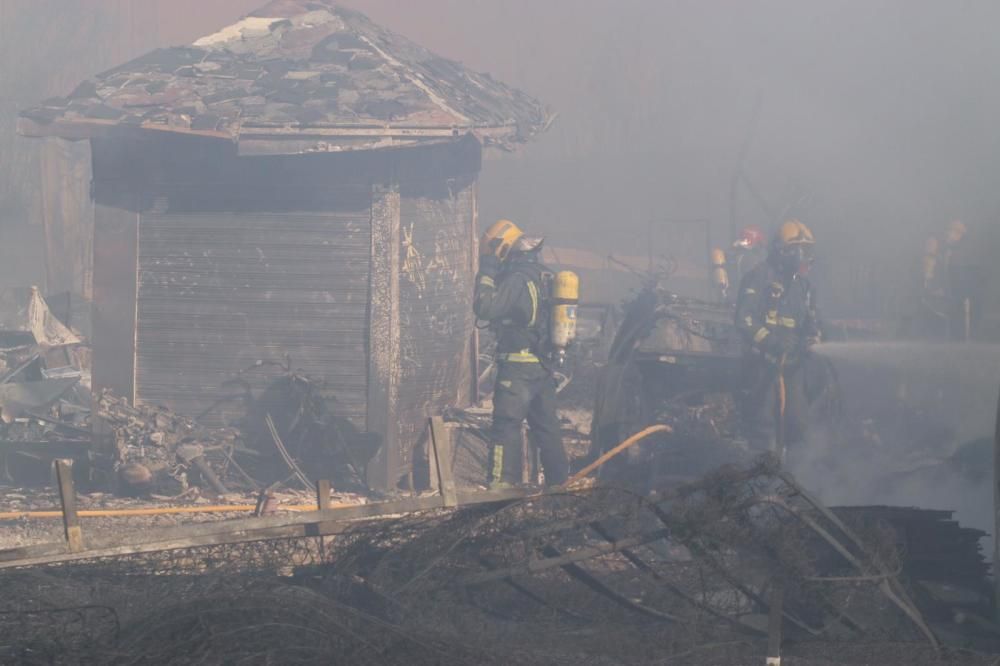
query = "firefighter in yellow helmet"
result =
(734, 220, 822, 457)
(474, 220, 568, 488)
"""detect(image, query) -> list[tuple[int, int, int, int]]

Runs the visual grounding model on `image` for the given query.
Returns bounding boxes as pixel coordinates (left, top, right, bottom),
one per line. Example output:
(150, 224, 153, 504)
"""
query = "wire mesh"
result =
(0, 459, 993, 664)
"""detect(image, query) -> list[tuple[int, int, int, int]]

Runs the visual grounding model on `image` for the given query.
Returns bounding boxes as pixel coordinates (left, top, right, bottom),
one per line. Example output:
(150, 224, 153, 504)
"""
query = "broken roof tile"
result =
(19, 1, 550, 152)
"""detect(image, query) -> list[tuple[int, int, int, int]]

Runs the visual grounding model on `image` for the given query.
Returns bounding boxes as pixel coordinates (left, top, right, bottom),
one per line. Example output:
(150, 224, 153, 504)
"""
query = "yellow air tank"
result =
(710, 247, 729, 299)
(551, 271, 579, 365)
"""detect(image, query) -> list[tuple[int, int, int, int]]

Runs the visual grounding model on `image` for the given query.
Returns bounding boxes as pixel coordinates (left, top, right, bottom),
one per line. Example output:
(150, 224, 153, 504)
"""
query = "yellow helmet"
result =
(481, 219, 524, 260)
(775, 219, 815, 247)
(946, 219, 967, 244)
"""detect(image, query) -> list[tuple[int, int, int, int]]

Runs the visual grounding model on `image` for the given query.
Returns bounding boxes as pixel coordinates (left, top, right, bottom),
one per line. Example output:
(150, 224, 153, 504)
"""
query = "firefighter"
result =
(711, 225, 766, 302)
(474, 219, 569, 488)
(735, 219, 821, 457)
(919, 220, 983, 341)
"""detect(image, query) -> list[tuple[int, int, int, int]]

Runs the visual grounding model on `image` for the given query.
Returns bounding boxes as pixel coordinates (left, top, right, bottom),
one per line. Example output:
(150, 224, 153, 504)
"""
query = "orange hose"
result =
(0, 503, 353, 521)
(564, 424, 672, 487)
(775, 355, 787, 461)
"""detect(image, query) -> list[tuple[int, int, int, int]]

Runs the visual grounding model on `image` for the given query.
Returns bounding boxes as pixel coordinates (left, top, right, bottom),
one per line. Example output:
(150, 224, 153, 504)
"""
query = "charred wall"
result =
(394, 176, 477, 486)
(89, 132, 481, 488)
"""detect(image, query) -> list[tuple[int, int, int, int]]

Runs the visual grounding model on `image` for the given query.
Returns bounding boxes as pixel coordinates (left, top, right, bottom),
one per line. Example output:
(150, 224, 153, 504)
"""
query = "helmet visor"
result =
(513, 236, 545, 253)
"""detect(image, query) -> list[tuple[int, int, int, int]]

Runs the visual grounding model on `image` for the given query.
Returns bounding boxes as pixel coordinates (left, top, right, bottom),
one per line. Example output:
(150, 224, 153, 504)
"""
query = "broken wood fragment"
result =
(54, 459, 83, 552)
(428, 416, 457, 507)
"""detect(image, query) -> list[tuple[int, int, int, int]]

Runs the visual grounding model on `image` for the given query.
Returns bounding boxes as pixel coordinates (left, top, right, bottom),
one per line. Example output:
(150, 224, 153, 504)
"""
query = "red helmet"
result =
(736, 225, 765, 249)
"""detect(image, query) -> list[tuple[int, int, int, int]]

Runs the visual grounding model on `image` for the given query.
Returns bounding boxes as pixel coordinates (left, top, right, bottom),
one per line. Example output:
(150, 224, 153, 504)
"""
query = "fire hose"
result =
(564, 424, 673, 487)
(775, 354, 787, 463)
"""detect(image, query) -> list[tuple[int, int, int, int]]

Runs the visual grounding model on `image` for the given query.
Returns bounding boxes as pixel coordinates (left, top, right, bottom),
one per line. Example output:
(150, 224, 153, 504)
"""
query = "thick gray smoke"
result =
(794, 341, 1000, 544)
(1, 2, 998, 535)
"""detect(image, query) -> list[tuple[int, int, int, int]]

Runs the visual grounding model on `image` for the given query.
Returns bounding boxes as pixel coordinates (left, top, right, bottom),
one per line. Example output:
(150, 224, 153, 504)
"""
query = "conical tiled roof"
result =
(20, 1, 550, 153)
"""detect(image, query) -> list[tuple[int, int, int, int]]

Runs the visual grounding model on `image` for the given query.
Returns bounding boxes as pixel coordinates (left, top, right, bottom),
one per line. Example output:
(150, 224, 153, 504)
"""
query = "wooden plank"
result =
(429, 416, 458, 507)
(0, 487, 537, 569)
(426, 422, 441, 494)
(39, 137, 93, 298)
(54, 459, 83, 553)
(0, 521, 355, 571)
(469, 181, 480, 405)
(91, 183, 139, 406)
(366, 184, 401, 490)
(316, 480, 331, 511)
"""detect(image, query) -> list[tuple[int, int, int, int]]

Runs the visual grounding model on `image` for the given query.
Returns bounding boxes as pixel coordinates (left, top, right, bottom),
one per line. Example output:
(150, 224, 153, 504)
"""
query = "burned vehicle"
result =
(589, 279, 841, 486)
(589, 280, 743, 483)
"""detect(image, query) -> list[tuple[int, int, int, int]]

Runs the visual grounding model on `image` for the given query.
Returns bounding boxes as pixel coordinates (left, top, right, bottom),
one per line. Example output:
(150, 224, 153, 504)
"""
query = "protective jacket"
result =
(474, 258, 551, 361)
(735, 261, 820, 367)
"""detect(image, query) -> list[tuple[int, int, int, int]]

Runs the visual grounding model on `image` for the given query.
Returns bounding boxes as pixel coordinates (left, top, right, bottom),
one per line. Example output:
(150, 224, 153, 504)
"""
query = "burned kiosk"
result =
(18, 1, 548, 489)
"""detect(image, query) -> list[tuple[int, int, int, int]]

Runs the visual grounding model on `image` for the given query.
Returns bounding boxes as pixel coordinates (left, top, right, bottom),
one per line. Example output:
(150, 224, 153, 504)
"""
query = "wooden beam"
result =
(469, 181, 480, 405)
(18, 116, 521, 148)
(316, 480, 332, 511)
(366, 184, 401, 490)
(54, 459, 83, 553)
(426, 422, 440, 495)
(0, 487, 537, 570)
(18, 116, 233, 142)
(429, 416, 458, 507)
(91, 188, 139, 407)
(39, 137, 93, 298)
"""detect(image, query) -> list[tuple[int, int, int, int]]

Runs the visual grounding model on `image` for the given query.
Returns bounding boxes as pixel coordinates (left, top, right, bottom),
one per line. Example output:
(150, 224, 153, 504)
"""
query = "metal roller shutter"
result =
(136, 211, 371, 427)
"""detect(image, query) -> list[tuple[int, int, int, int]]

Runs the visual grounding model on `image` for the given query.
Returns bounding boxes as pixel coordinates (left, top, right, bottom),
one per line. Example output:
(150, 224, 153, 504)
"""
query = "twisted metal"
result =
(0, 459, 992, 664)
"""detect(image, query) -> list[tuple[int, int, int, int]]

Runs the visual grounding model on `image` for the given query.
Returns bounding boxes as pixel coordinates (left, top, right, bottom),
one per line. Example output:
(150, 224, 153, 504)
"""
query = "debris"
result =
(264, 412, 314, 493)
(96, 390, 244, 496)
(0, 286, 80, 349)
(235, 365, 380, 494)
(0, 377, 79, 416)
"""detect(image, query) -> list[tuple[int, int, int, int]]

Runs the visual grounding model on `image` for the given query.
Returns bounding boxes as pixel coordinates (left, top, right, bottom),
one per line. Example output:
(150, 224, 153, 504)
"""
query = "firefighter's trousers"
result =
(742, 358, 808, 456)
(488, 360, 568, 486)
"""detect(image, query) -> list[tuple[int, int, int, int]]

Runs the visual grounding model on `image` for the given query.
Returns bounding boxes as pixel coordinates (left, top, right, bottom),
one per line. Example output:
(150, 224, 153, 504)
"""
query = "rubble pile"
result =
(0, 288, 92, 483)
(96, 391, 245, 496)
(0, 287, 379, 499)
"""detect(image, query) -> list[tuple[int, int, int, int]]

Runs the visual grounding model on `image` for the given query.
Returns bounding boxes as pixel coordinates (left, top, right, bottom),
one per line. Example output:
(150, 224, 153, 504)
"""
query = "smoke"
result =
(2, 2, 999, 536)
(792, 341, 999, 546)
(6, 1, 1000, 302)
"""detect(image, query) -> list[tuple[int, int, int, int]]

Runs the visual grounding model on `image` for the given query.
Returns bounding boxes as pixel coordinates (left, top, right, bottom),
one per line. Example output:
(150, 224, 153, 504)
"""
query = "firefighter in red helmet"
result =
(711, 225, 766, 303)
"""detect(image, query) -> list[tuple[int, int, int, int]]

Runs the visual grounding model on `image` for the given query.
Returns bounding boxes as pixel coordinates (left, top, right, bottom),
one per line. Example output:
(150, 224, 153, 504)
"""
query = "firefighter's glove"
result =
(478, 251, 501, 277)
